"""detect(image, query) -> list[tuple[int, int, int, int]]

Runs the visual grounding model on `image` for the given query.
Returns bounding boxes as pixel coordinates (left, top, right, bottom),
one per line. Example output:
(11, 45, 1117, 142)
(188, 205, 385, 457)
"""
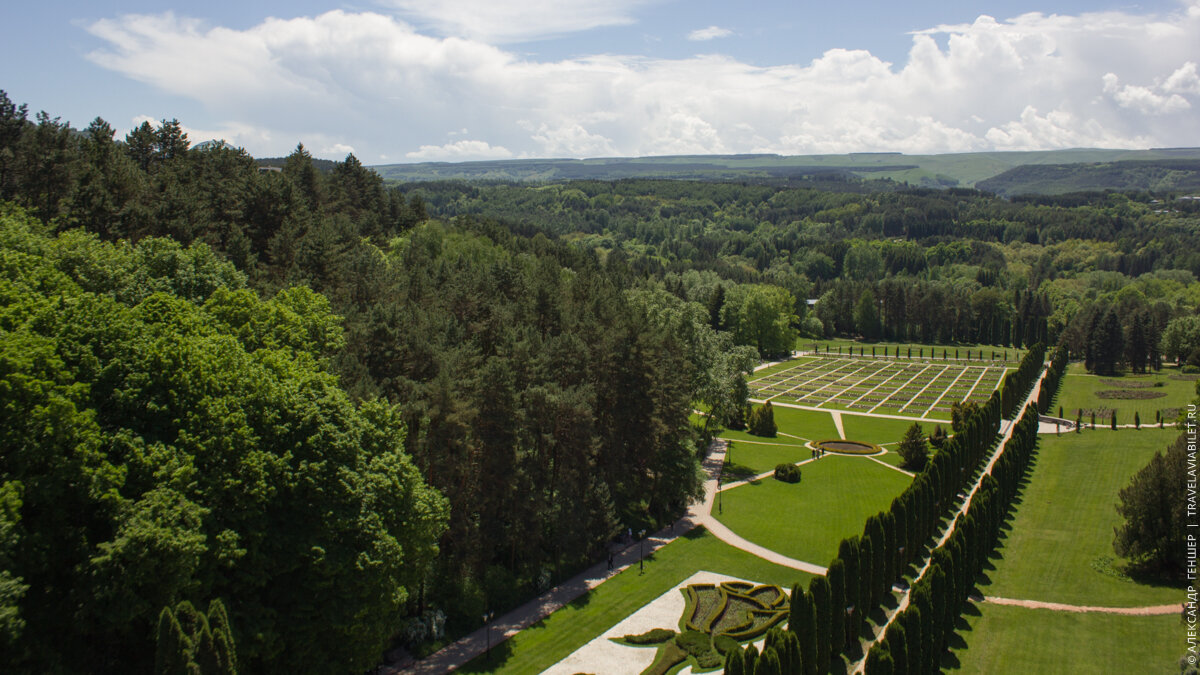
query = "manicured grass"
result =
(457, 528, 812, 674)
(749, 357, 820, 380)
(719, 428, 809, 448)
(715, 454, 911, 564)
(1055, 368, 1194, 422)
(772, 405, 840, 439)
(981, 427, 1183, 607)
(722, 439, 812, 479)
(948, 601, 1181, 674)
(840, 414, 939, 446)
(869, 450, 910, 469)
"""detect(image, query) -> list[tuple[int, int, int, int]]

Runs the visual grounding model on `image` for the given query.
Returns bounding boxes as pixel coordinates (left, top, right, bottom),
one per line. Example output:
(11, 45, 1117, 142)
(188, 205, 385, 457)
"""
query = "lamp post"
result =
(638, 529, 647, 574)
(482, 610, 495, 660)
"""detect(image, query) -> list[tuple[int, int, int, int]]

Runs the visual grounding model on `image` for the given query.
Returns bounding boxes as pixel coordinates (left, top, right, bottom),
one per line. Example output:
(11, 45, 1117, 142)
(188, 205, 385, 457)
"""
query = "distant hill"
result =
(255, 156, 338, 173)
(976, 158, 1200, 196)
(371, 148, 1200, 191)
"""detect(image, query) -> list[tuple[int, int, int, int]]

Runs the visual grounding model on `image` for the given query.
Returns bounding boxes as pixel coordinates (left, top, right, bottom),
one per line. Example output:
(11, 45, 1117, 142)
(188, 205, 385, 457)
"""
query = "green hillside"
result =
(977, 158, 1200, 196)
(372, 148, 1200, 189)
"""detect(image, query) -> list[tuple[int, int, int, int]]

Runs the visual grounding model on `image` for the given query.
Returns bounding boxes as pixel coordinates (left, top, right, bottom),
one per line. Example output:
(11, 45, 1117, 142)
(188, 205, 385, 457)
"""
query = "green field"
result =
(714, 454, 911, 564)
(840, 414, 939, 446)
(948, 602, 1181, 673)
(722, 439, 812, 479)
(981, 428, 1183, 607)
(1055, 367, 1196, 423)
(457, 528, 812, 674)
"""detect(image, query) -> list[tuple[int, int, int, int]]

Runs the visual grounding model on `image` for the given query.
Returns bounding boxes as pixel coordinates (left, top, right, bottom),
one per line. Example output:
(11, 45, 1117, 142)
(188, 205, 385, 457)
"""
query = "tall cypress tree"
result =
(789, 586, 818, 675)
(808, 575, 832, 671)
(827, 559, 847, 657)
(888, 621, 909, 675)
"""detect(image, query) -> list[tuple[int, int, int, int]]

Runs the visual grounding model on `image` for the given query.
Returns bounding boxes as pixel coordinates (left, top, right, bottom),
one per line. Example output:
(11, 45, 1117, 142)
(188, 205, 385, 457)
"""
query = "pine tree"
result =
(788, 585, 818, 675)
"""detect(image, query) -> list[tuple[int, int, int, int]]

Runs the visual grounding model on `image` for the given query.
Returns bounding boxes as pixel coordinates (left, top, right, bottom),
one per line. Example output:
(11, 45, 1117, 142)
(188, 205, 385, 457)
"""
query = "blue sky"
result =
(3, 1, 1199, 162)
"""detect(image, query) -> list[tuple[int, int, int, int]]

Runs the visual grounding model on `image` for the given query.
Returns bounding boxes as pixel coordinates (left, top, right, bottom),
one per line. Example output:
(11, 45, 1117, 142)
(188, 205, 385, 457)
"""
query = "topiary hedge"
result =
(773, 463, 801, 483)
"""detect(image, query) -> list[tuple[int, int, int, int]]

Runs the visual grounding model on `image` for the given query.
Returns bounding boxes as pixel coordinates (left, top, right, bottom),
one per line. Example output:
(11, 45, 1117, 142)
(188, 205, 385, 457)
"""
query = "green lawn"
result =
(1054, 368, 1195, 423)
(722, 439, 813, 479)
(714, 454, 911, 565)
(457, 527, 812, 674)
(948, 602, 1181, 674)
(840, 414, 939, 446)
(772, 405, 840, 439)
(981, 427, 1183, 607)
(749, 357, 820, 380)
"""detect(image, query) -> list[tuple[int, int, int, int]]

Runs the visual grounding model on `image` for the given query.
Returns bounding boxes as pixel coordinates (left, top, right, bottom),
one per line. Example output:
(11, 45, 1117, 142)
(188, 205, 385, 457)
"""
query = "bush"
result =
(675, 630, 712, 654)
(774, 463, 802, 483)
(622, 628, 675, 645)
(1183, 365, 1200, 374)
(714, 634, 740, 655)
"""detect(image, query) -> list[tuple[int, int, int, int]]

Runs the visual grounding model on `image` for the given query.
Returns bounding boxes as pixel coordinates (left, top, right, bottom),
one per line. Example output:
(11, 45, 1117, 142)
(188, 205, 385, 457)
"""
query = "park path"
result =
(849, 364, 1051, 675)
(389, 447, 724, 674)
(980, 596, 1180, 615)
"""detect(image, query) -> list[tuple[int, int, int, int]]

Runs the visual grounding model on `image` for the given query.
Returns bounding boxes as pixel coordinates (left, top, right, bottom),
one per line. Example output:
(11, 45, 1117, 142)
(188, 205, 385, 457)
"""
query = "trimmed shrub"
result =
(774, 463, 802, 483)
(714, 634, 741, 655)
(622, 628, 675, 645)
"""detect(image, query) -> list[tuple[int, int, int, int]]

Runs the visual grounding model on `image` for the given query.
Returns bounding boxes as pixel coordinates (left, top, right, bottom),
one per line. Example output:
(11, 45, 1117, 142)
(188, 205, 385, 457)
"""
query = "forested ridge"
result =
(3, 91, 1200, 673)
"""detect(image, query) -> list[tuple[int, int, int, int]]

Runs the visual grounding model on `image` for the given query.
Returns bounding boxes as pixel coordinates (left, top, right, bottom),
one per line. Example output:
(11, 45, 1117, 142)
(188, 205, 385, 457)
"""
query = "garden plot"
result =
(753, 356, 1006, 420)
(542, 571, 779, 675)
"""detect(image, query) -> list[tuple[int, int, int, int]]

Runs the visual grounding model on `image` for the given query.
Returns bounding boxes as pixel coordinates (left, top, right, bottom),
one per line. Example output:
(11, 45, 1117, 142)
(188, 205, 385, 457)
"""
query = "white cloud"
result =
(377, 0, 656, 43)
(1103, 70, 1191, 115)
(405, 139, 513, 160)
(323, 143, 357, 157)
(528, 123, 617, 157)
(84, 5, 1200, 162)
(1164, 62, 1200, 95)
(687, 26, 732, 41)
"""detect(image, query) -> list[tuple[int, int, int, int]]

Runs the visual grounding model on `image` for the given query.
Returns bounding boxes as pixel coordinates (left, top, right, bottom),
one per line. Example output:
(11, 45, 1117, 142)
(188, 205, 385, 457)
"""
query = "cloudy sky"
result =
(3, 1, 1199, 162)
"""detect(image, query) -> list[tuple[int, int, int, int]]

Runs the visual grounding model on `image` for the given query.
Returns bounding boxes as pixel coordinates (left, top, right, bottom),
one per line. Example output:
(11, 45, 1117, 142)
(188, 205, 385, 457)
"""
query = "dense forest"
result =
(3, 90, 1200, 673)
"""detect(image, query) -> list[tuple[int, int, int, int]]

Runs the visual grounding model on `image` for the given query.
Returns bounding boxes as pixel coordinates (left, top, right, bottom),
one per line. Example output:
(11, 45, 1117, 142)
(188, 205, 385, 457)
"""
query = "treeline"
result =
(404, 178, 1200, 349)
(0, 93, 766, 671)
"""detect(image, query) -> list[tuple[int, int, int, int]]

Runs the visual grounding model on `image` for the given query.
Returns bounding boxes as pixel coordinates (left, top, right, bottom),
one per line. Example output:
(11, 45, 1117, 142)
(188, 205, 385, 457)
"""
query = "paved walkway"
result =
(980, 595, 1180, 615)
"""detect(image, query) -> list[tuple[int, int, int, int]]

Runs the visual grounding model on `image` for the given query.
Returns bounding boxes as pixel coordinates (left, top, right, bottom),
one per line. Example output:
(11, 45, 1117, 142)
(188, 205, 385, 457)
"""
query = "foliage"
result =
(1114, 433, 1190, 575)
(773, 463, 802, 484)
(748, 401, 778, 437)
(897, 423, 929, 469)
(0, 214, 448, 673)
(154, 599, 237, 675)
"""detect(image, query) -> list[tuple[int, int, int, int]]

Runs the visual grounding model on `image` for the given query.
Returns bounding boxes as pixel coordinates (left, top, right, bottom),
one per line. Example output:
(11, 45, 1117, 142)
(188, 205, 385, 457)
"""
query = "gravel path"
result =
(980, 596, 1181, 615)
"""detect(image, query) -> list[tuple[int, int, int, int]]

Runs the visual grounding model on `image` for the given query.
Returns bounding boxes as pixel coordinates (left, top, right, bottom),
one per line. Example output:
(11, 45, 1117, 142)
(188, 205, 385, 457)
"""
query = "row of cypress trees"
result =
(1036, 345, 1070, 415)
(864, 402, 1042, 674)
(720, 343, 1051, 667)
(1000, 342, 1047, 419)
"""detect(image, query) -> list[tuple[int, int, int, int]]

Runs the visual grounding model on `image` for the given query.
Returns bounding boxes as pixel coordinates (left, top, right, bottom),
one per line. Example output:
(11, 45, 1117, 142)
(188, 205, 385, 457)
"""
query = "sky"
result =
(2, 1, 1199, 162)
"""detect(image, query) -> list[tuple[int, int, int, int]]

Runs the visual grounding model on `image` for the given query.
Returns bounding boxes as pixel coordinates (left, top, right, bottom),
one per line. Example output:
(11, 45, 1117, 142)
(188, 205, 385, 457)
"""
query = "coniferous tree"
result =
(808, 574, 832, 671)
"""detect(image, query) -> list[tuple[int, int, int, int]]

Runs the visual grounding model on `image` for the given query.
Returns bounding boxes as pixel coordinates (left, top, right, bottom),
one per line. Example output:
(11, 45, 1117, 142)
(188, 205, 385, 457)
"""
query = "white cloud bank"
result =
(86, 3, 1200, 162)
